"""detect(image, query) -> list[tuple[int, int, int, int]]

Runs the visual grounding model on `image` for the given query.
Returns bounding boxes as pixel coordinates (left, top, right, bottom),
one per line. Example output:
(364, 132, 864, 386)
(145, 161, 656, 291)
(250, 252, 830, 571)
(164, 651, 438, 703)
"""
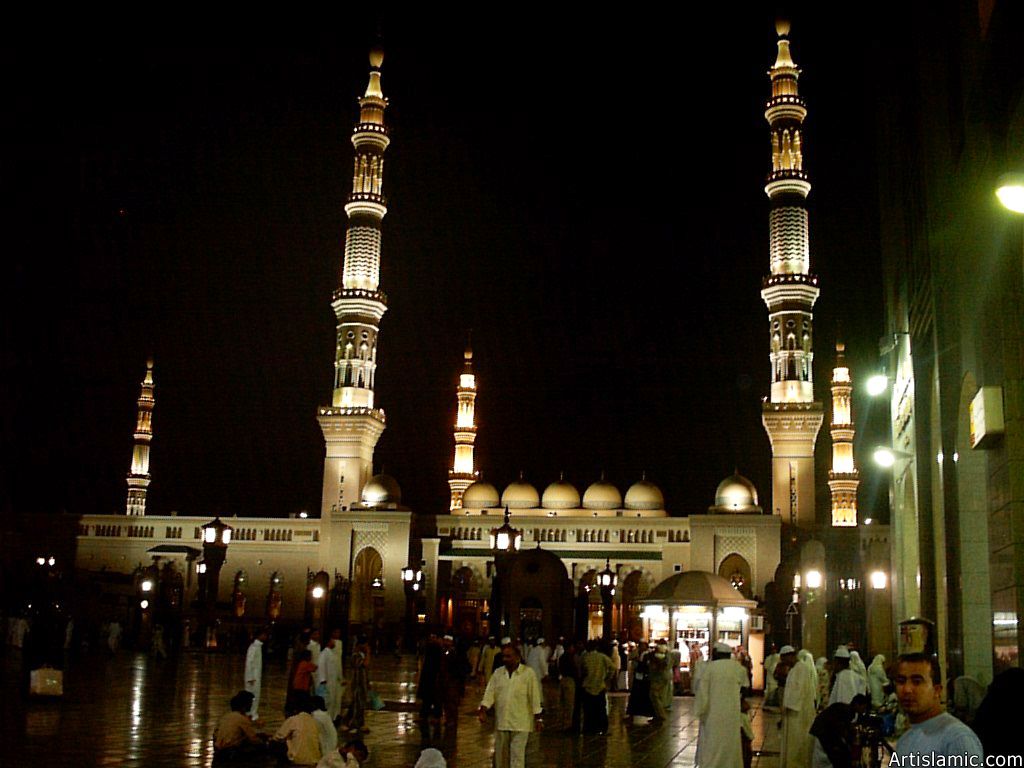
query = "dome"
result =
(501, 479, 540, 509)
(583, 480, 622, 510)
(714, 472, 759, 511)
(361, 474, 401, 505)
(643, 571, 754, 608)
(542, 478, 581, 509)
(462, 481, 499, 508)
(625, 479, 664, 510)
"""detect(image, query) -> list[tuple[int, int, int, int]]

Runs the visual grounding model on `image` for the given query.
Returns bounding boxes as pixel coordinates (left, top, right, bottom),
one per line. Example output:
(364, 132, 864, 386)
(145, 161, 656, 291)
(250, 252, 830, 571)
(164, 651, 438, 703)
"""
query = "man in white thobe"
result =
(828, 645, 868, 706)
(764, 645, 780, 706)
(478, 644, 543, 768)
(318, 638, 343, 721)
(695, 642, 749, 768)
(245, 629, 268, 721)
(526, 638, 549, 683)
(781, 649, 817, 768)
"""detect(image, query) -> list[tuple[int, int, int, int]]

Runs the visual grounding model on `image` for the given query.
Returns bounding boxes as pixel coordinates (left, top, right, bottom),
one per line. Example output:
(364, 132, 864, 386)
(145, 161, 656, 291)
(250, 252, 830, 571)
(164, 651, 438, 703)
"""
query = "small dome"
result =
(625, 478, 664, 510)
(714, 472, 759, 510)
(644, 571, 753, 607)
(583, 480, 622, 510)
(501, 479, 540, 509)
(462, 481, 500, 508)
(361, 474, 401, 505)
(542, 478, 580, 509)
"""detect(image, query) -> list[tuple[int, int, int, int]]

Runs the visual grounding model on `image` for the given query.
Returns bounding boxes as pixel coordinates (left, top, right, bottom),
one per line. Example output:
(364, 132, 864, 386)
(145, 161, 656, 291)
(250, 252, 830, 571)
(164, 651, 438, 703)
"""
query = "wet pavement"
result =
(1, 648, 782, 767)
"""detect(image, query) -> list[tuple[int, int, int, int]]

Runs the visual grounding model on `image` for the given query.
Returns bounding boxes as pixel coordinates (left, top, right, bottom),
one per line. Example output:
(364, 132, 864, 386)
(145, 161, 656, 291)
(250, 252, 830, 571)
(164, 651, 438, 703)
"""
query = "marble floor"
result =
(0, 648, 781, 767)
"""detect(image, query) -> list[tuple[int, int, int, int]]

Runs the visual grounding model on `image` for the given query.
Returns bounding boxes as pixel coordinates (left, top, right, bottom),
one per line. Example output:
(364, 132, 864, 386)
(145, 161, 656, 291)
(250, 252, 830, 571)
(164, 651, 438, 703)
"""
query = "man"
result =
(480, 637, 500, 687)
(310, 695, 338, 758)
(780, 649, 816, 768)
(417, 634, 444, 744)
(773, 645, 798, 700)
(526, 637, 549, 683)
(478, 643, 543, 768)
(580, 639, 616, 734)
(763, 644, 780, 706)
(647, 641, 672, 724)
(694, 642, 749, 768)
(893, 653, 983, 759)
(308, 629, 322, 665)
(317, 637, 343, 721)
(273, 695, 323, 765)
(809, 693, 869, 768)
(317, 739, 368, 768)
(213, 691, 265, 758)
(245, 628, 269, 721)
(556, 640, 577, 731)
(828, 645, 867, 706)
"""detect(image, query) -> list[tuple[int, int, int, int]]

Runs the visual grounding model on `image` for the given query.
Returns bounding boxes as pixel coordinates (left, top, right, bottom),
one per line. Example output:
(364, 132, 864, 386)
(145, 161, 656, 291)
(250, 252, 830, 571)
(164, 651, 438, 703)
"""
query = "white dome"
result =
(542, 479, 581, 509)
(583, 480, 622, 510)
(501, 480, 540, 509)
(462, 481, 500, 508)
(361, 473, 401, 505)
(714, 472, 759, 510)
(625, 479, 664, 510)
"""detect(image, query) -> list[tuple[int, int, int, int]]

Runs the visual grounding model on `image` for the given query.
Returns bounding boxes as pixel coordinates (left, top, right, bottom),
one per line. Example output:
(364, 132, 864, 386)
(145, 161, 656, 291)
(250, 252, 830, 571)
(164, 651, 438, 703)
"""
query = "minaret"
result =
(760, 20, 824, 528)
(829, 342, 859, 526)
(318, 46, 390, 515)
(126, 358, 154, 516)
(448, 340, 478, 510)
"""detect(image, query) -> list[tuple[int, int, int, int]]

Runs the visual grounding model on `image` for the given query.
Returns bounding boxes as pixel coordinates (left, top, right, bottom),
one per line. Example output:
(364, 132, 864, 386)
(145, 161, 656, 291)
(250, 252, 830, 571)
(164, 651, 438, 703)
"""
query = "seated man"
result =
(273, 696, 323, 766)
(310, 695, 338, 758)
(213, 691, 265, 760)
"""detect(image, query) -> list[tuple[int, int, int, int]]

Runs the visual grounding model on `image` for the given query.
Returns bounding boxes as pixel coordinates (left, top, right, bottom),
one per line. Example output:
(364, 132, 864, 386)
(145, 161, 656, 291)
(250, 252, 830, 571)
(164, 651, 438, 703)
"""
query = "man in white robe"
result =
(763, 645, 781, 706)
(781, 649, 817, 768)
(695, 642, 749, 768)
(318, 638, 343, 721)
(828, 645, 868, 706)
(245, 629, 269, 721)
(526, 639, 549, 683)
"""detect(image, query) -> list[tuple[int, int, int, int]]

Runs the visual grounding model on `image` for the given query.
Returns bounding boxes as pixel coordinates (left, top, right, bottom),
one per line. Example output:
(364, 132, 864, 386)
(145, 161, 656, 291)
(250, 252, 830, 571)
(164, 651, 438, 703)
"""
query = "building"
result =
(875, 0, 1024, 682)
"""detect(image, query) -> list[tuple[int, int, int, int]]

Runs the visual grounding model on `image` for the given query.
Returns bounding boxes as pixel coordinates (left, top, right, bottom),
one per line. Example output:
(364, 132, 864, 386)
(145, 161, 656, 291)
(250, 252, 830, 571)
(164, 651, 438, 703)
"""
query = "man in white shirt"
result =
(526, 638, 549, 682)
(245, 629, 269, 721)
(828, 645, 868, 706)
(478, 643, 543, 768)
(317, 638, 343, 721)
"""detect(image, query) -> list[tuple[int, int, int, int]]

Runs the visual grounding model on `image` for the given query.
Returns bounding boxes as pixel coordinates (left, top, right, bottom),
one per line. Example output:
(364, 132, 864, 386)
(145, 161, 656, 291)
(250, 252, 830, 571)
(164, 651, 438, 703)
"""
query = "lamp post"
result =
(401, 563, 424, 653)
(489, 506, 521, 638)
(307, 569, 330, 639)
(200, 517, 232, 649)
(598, 559, 617, 640)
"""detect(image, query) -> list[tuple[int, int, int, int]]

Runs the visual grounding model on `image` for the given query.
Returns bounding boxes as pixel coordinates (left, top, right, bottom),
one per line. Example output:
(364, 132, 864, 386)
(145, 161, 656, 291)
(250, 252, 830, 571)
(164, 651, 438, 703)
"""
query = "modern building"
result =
(874, 0, 1024, 683)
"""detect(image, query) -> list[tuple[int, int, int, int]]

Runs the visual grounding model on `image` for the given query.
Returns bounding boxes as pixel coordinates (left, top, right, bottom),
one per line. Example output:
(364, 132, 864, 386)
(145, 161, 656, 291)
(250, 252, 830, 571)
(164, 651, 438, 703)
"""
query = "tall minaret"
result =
(828, 342, 859, 526)
(126, 358, 154, 516)
(760, 20, 824, 528)
(318, 46, 390, 515)
(448, 340, 478, 510)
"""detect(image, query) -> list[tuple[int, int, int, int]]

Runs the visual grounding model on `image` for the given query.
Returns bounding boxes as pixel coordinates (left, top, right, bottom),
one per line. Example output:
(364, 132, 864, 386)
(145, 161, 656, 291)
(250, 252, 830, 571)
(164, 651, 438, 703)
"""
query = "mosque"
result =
(73, 23, 890, 666)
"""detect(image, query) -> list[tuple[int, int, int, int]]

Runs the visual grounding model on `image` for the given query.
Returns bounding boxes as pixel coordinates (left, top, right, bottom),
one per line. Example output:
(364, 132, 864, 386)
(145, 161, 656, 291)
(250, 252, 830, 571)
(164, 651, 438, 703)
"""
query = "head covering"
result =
(443, 635, 454, 641)
(834, 645, 851, 659)
(537, 637, 545, 643)
(714, 641, 732, 654)
(798, 649, 814, 665)
(815, 656, 827, 672)
(414, 747, 448, 768)
(500, 637, 512, 645)
(779, 644, 796, 655)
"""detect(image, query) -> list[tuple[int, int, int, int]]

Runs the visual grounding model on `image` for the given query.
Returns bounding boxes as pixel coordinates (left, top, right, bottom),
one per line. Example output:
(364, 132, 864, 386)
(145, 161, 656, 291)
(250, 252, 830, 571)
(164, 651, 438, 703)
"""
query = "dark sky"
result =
(2, 9, 892, 523)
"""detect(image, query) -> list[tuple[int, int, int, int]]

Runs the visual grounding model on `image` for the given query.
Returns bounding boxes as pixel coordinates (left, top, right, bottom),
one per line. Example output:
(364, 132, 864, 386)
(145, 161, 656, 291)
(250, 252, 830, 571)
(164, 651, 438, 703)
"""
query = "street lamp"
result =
(200, 517, 232, 648)
(598, 559, 617, 640)
(996, 172, 1024, 214)
(489, 506, 521, 637)
(307, 569, 330, 638)
(870, 570, 888, 590)
(866, 374, 889, 397)
(401, 563, 424, 652)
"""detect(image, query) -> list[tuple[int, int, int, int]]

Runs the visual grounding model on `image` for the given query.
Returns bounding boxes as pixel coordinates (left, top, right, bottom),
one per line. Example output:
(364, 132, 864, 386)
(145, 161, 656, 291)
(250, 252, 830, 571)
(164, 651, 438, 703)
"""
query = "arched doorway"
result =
(718, 553, 753, 599)
(577, 570, 604, 639)
(504, 549, 573, 642)
(519, 596, 544, 644)
(351, 547, 384, 638)
(451, 566, 485, 638)
(620, 571, 650, 641)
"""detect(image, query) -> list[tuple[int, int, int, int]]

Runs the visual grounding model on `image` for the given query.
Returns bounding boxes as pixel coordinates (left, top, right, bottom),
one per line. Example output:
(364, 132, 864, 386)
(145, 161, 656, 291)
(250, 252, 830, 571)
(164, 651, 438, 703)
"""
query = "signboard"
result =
(970, 386, 1004, 449)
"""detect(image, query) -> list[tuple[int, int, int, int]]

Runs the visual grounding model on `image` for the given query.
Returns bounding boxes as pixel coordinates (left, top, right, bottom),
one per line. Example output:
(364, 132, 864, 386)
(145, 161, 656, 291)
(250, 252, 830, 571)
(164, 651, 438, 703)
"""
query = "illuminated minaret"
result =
(448, 340, 478, 510)
(126, 358, 154, 517)
(760, 20, 824, 528)
(318, 46, 390, 514)
(828, 342, 859, 527)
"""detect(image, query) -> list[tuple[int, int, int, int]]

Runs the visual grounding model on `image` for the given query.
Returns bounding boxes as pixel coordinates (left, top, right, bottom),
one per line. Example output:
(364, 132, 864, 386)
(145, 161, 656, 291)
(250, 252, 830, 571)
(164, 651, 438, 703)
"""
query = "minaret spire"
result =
(449, 335, 478, 510)
(126, 358, 154, 516)
(760, 21, 824, 528)
(318, 46, 391, 516)
(829, 342, 859, 526)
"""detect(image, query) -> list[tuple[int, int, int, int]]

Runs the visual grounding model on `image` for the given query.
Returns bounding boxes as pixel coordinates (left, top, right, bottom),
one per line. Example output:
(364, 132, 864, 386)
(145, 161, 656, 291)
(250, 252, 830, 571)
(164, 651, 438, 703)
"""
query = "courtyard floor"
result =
(0, 648, 782, 767)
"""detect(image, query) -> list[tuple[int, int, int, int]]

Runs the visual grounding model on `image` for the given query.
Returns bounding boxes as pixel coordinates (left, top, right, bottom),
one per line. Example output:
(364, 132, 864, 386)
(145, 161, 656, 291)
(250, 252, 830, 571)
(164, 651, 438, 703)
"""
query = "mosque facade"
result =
(72, 25, 891, 660)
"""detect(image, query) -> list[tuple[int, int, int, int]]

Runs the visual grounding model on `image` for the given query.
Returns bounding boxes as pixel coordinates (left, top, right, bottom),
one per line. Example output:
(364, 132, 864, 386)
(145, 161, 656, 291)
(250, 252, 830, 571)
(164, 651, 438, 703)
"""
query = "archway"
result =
(351, 547, 384, 635)
(718, 553, 753, 599)
(620, 571, 650, 641)
(451, 566, 484, 638)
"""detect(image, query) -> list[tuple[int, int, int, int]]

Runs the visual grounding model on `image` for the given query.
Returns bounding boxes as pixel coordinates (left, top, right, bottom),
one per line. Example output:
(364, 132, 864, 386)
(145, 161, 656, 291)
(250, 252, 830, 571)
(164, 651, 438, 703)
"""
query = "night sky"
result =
(3, 9, 892, 523)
